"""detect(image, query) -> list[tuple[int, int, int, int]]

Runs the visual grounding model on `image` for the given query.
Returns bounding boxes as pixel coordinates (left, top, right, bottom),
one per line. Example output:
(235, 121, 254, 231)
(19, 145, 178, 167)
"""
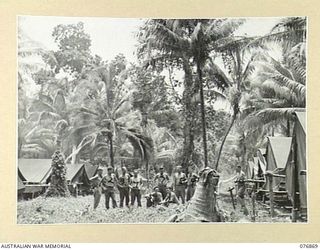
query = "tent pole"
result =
(292, 138, 299, 222)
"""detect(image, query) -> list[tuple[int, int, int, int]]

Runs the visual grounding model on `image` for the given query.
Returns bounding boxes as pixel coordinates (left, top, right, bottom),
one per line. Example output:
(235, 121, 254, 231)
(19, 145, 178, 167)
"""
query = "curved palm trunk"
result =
(215, 110, 237, 171)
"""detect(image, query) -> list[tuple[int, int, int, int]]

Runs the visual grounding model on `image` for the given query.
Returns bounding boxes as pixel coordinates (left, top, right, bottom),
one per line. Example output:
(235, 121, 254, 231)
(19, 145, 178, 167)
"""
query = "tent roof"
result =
(268, 137, 292, 170)
(295, 111, 306, 134)
(85, 164, 98, 179)
(18, 176, 25, 190)
(18, 159, 52, 183)
(66, 163, 84, 182)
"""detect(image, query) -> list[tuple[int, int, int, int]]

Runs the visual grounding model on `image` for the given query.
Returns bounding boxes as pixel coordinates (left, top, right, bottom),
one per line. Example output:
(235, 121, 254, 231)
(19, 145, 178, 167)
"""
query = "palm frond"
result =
(250, 107, 305, 125)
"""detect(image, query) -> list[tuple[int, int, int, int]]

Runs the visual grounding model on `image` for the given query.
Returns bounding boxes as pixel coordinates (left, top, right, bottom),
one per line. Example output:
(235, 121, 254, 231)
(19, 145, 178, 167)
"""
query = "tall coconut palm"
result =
(69, 62, 154, 168)
(208, 36, 264, 171)
(138, 19, 244, 169)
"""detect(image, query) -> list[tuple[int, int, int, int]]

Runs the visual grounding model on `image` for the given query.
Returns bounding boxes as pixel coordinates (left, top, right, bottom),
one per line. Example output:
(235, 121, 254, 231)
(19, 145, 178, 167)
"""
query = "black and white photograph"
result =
(17, 16, 307, 224)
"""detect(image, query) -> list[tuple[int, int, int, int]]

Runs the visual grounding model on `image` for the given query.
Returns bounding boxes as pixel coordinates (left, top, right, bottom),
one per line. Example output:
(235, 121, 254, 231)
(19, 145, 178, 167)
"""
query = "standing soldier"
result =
(173, 166, 187, 204)
(103, 166, 118, 209)
(154, 165, 170, 199)
(186, 172, 199, 201)
(235, 165, 249, 216)
(89, 166, 104, 210)
(117, 166, 130, 208)
(130, 170, 143, 207)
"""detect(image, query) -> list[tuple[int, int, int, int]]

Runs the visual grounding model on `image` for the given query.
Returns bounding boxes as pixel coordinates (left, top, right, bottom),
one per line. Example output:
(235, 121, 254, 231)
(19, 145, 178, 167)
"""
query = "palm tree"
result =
(244, 17, 306, 135)
(138, 19, 244, 169)
(137, 19, 199, 170)
(70, 62, 154, 169)
(207, 36, 263, 171)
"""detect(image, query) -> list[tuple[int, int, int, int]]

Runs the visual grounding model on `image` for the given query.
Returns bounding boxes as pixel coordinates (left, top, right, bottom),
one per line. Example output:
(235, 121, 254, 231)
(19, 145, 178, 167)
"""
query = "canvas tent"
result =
(18, 159, 52, 197)
(66, 163, 86, 184)
(247, 160, 255, 179)
(18, 159, 52, 184)
(66, 162, 100, 195)
(257, 148, 267, 166)
(285, 111, 307, 212)
(18, 175, 25, 192)
(248, 155, 266, 179)
(266, 137, 292, 190)
(84, 163, 98, 180)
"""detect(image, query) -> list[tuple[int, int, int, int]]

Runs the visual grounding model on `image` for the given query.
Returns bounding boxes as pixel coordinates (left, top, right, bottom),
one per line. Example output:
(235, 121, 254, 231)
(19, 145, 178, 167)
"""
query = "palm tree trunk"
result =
(287, 117, 291, 137)
(109, 134, 114, 168)
(197, 65, 208, 168)
(215, 110, 237, 171)
(181, 58, 195, 170)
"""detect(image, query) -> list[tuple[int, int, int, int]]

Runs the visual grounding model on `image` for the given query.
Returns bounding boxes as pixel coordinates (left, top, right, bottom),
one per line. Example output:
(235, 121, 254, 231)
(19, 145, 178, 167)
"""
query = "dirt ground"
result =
(17, 192, 293, 224)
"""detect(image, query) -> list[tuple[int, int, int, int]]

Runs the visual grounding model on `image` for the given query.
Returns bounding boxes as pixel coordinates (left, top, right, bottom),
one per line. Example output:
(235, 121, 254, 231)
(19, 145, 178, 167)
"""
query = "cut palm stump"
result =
(167, 167, 224, 222)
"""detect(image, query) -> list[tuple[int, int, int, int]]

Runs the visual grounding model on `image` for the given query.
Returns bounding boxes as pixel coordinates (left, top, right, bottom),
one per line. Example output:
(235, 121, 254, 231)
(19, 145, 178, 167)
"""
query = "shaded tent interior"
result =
(65, 163, 98, 195)
(285, 111, 307, 215)
(265, 137, 292, 191)
(247, 149, 267, 180)
(17, 173, 25, 199)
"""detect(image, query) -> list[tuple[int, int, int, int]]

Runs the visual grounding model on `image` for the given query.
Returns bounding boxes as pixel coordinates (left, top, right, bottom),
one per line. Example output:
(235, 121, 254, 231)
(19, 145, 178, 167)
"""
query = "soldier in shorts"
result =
(173, 166, 187, 204)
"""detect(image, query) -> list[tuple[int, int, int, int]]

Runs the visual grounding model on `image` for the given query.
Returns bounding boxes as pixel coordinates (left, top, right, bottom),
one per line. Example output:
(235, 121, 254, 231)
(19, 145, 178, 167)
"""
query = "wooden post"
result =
(266, 171, 275, 217)
(228, 187, 236, 210)
(252, 186, 256, 222)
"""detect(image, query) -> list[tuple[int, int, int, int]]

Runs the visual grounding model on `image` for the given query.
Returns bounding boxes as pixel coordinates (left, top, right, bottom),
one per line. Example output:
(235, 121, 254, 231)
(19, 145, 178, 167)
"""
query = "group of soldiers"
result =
(89, 164, 199, 210)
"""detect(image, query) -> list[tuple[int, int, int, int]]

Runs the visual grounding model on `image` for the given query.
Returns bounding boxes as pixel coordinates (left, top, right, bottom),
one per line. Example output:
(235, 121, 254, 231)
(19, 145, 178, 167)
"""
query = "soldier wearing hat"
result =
(89, 165, 105, 209)
(154, 165, 170, 199)
(173, 165, 187, 204)
(117, 166, 130, 208)
(103, 166, 118, 209)
(130, 170, 143, 207)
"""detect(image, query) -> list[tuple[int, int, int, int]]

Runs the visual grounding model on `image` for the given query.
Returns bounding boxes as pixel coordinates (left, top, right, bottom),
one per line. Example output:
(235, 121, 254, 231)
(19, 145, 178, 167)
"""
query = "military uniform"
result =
(174, 172, 187, 204)
(118, 173, 130, 207)
(90, 173, 104, 209)
(186, 173, 199, 201)
(103, 173, 118, 209)
(154, 171, 170, 199)
(146, 191, 163, 208)
(130, 175, 143, 207)
(235, 170, 249, 215)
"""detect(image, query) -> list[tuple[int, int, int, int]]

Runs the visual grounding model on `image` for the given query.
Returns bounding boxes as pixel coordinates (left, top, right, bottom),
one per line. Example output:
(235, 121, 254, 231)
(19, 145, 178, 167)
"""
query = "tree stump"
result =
(46, 150, 70, 197)
(168, 167, 224, 222)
